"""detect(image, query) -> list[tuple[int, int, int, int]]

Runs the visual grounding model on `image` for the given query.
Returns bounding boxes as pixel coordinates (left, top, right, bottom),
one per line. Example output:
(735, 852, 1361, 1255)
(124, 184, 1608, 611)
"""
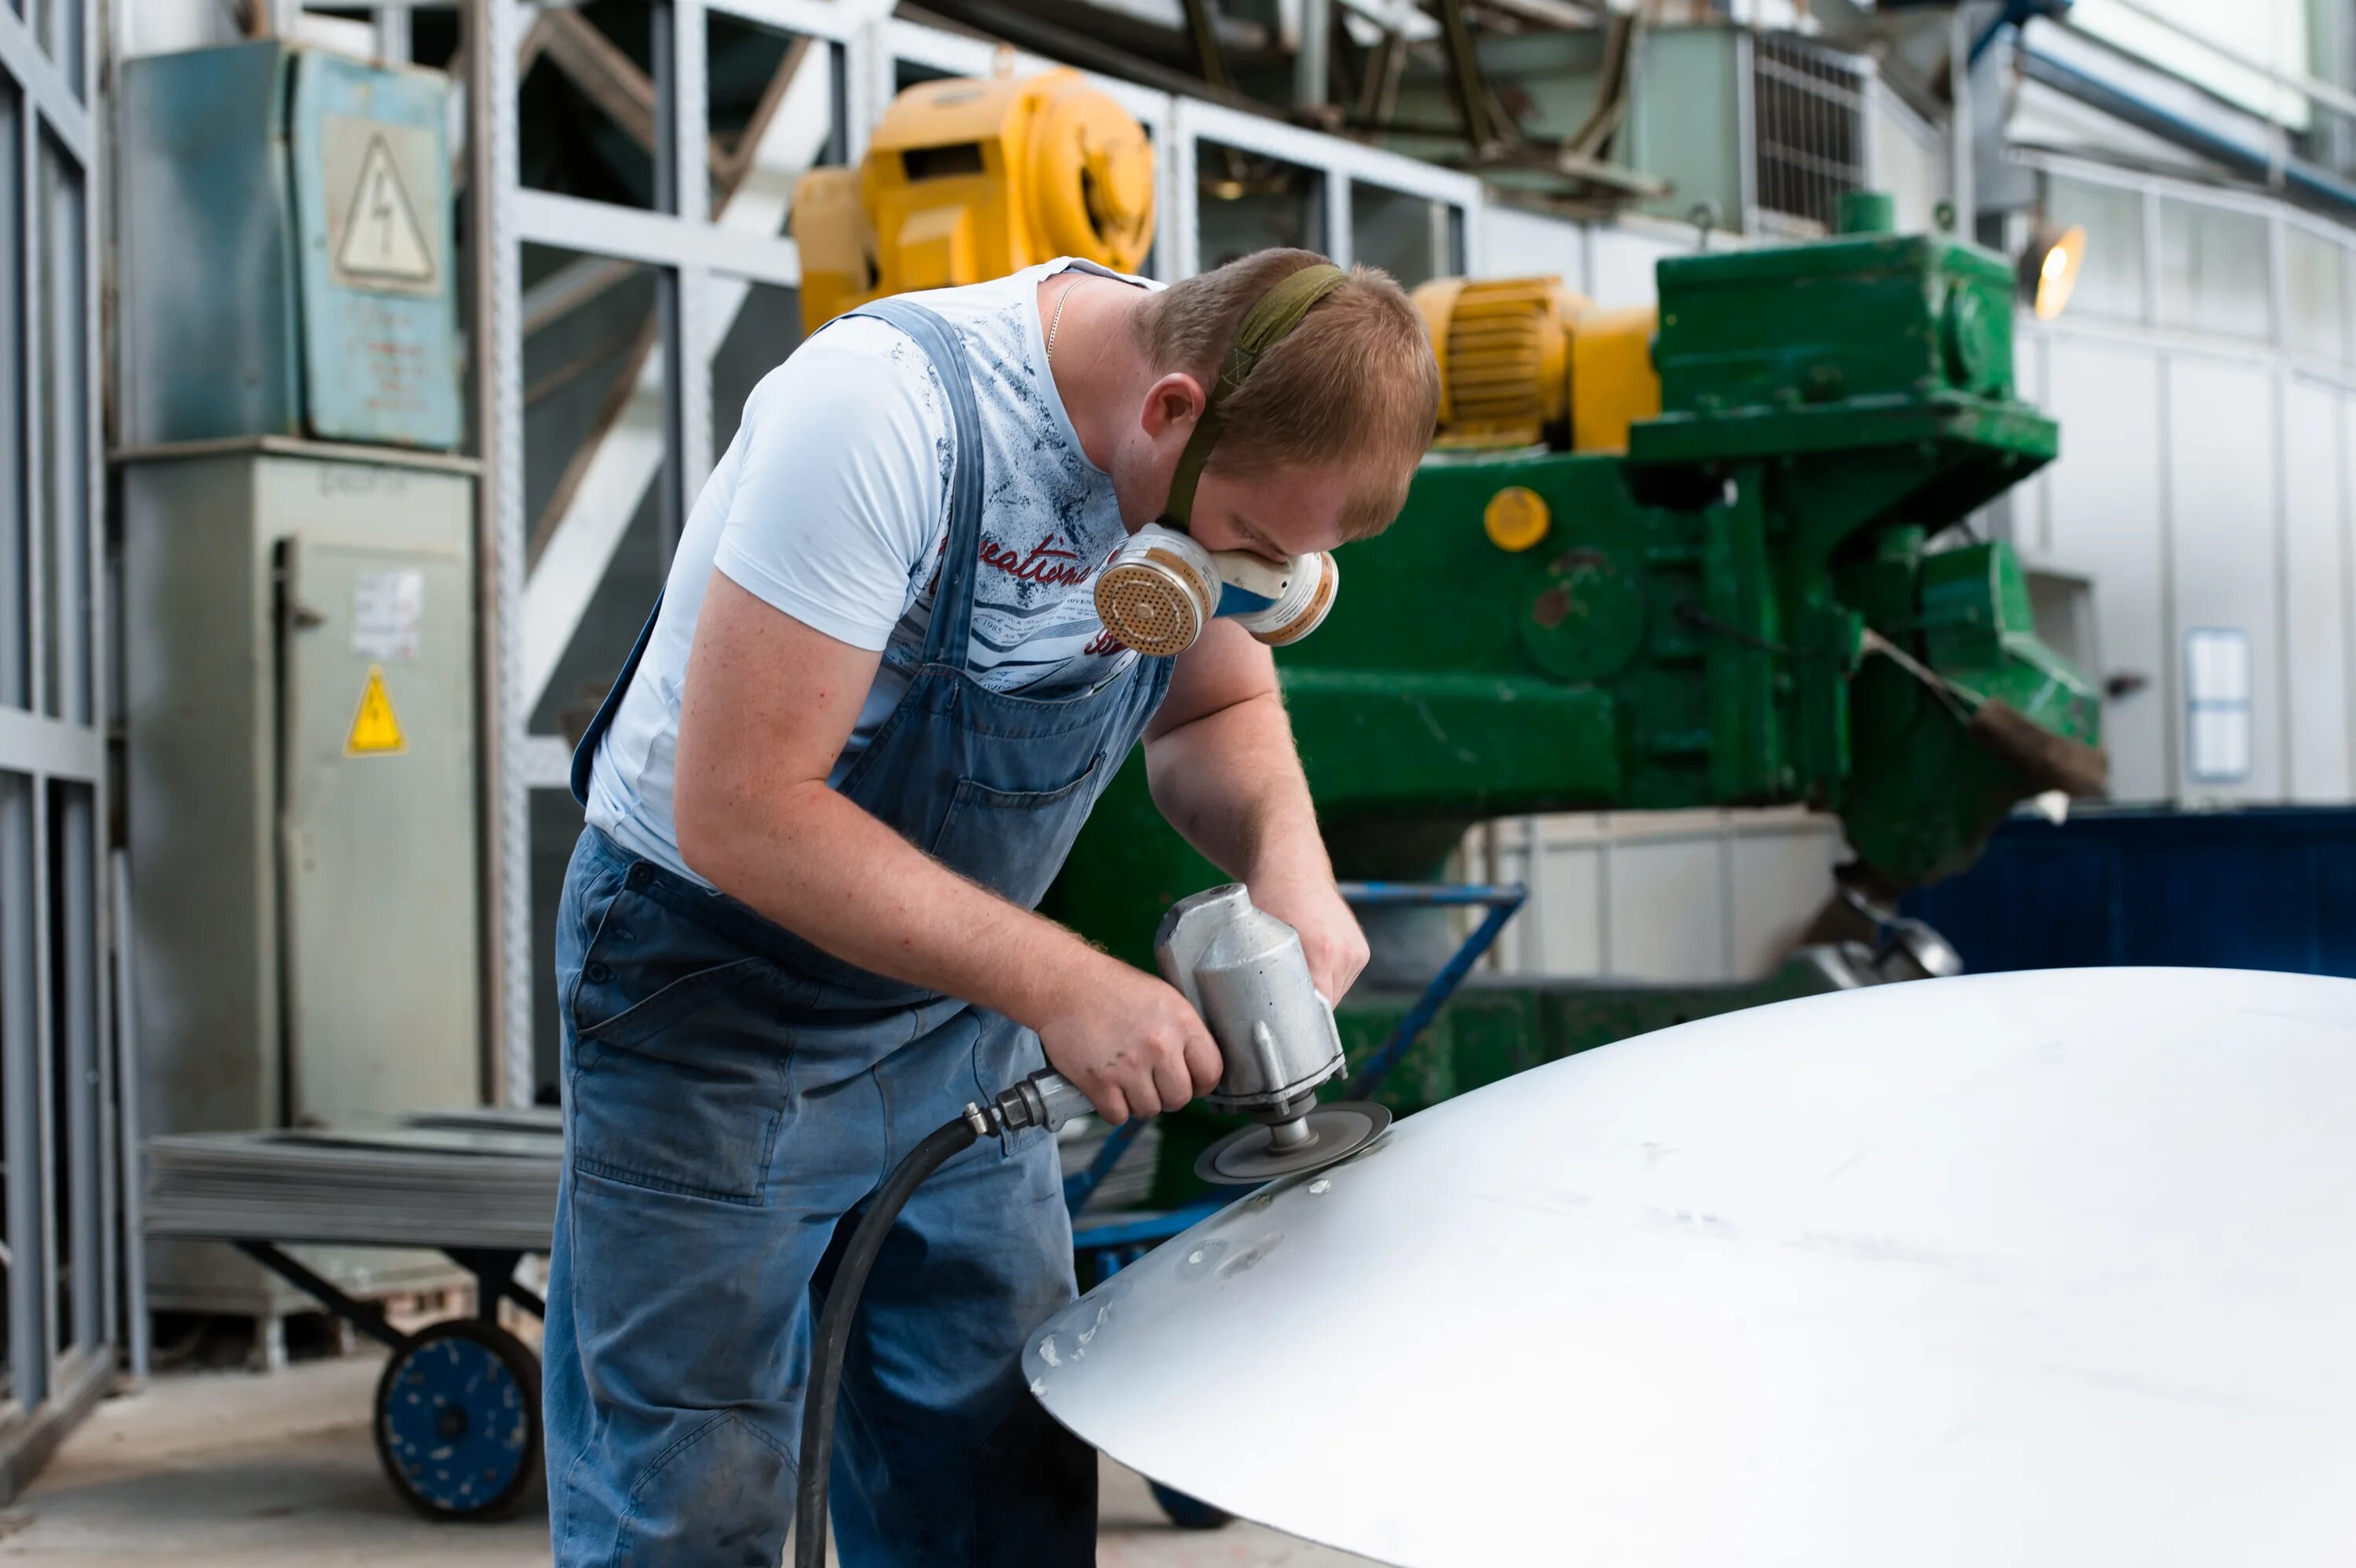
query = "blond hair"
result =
(1137, 248, 1438, 541)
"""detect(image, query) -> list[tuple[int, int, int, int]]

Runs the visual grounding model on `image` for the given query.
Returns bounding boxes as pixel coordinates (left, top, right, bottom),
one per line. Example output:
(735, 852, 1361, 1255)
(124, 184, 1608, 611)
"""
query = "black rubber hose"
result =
(794, 1113, 982, 1568)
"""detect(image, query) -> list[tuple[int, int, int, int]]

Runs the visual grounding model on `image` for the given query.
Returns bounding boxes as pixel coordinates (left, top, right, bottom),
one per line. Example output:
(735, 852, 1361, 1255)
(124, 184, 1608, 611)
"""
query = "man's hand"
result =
(1035, 954, 1224, 1125)
(1246, 867, 1370, 1005)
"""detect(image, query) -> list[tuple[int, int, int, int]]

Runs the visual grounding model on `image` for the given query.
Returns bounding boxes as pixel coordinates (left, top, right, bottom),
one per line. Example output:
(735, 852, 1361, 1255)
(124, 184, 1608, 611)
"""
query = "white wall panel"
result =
(1729, 824, 1842, 976)
(2040, 335, 2171, 801)
(2283, 377, 2352, 801)
(1871, 90, 1947, 237)
(2010, 331, 2051, 558)
(1485, 810, 1838, 983)
(2166, 355, 2282, 800)
(1587, 226, 1681, 309)
(1522, 832, 1603, 975)
(1480, 204, 1587, 291)
(1606, 834, 1729, 981)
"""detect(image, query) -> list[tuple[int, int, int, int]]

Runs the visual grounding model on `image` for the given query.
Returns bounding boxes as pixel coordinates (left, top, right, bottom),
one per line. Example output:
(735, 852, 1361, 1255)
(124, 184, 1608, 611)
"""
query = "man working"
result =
(546, 246, 1440, 1565)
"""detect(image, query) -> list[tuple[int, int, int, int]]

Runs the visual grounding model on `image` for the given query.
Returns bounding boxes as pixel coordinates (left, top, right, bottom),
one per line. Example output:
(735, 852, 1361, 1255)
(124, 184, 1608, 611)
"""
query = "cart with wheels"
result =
(143, 1114, 563, 1521)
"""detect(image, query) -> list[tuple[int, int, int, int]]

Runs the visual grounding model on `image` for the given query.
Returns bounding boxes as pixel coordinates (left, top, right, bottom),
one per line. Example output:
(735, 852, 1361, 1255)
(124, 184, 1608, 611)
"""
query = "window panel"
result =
(1352, 181, 1460, 290)
(2284, 225, 2348, 364)
(1198, 141, 1325, 270)
(2043, 174, 2146, 324)
(2158, 198, 2270, 341)
(2184, 626, 2253, 784)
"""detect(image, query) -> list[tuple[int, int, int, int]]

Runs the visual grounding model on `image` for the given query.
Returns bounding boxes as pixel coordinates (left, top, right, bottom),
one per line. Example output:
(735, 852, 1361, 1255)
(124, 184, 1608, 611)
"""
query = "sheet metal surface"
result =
(1026, 967, 2356, 1567)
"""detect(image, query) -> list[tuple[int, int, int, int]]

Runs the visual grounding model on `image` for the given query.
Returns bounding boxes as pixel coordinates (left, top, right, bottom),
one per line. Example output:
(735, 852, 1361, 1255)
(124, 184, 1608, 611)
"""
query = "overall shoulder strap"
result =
(839, 298, 986, 670)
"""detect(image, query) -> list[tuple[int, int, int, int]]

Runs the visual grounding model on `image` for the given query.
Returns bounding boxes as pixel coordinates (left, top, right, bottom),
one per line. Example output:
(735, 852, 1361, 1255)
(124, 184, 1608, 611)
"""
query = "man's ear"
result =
(1140, 371, 1207, 442)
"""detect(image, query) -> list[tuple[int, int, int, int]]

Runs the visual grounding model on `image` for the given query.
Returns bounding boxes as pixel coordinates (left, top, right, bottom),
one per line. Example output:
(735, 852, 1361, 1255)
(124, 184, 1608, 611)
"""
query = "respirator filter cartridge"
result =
(1094, 524, 1337, 657)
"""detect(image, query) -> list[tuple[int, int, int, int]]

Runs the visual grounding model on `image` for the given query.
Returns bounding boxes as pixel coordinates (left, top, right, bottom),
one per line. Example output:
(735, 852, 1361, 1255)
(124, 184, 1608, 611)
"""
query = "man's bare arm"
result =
(1141, 620, 1370, 1000)
(671, 572, 1216, 1120)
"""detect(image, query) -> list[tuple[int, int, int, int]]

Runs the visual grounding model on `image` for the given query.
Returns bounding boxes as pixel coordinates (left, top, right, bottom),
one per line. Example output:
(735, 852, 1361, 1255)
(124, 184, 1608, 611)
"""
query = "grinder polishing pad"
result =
(1195, 1102, 1392, 1186)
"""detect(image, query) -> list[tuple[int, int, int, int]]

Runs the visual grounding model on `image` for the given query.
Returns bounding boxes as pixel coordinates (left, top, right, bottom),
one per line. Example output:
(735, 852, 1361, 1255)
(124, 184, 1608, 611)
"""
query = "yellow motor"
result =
(792, 69, 1155, 334)
(1410, 275, 1662, 455)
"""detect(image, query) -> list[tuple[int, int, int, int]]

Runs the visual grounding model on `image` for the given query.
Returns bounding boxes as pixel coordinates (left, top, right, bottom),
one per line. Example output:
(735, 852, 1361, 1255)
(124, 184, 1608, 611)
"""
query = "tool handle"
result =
(993, 1069, 1094, 1134)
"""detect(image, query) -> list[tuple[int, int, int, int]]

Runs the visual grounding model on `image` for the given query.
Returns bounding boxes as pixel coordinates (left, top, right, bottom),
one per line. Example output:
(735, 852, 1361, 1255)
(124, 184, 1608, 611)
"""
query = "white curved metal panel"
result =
(1030, 967, 2356, 1567)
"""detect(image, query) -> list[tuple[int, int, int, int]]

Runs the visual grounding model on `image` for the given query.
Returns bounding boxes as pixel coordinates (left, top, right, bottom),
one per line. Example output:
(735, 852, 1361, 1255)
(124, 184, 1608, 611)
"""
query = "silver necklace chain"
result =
(1046, 274, 1085, 363)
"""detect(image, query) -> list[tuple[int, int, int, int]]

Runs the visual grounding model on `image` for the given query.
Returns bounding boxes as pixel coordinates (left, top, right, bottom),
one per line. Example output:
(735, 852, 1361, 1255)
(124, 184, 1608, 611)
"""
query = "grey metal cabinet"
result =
(122, 439, 480, 1318)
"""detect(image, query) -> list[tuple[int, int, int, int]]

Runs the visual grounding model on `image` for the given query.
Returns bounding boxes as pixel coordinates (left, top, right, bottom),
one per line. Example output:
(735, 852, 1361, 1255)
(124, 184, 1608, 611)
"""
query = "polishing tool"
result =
(991, 885, 1392, 1182)
(1154, 883, 1392, 1185)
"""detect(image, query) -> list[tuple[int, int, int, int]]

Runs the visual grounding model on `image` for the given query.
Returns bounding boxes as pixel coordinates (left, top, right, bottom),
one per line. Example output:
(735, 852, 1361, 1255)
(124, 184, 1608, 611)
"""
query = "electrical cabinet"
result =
(117, 41, 461, 450)
(123, 440, 480, 1314)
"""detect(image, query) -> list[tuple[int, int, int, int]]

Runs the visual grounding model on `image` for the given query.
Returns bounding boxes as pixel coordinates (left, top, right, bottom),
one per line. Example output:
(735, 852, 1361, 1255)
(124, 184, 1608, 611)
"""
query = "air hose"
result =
(792, 1070, 1090, 1568)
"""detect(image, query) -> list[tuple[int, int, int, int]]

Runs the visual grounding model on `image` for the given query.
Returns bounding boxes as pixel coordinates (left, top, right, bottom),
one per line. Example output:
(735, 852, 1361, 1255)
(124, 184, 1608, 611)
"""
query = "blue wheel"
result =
(1150, 1479, 1234, 1531)
(372, 1318, 542, 1520)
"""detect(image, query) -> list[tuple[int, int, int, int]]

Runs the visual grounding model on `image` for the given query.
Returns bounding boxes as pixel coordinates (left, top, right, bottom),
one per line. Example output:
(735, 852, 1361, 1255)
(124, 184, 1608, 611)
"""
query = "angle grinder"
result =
(793, 884, 1388, 1566)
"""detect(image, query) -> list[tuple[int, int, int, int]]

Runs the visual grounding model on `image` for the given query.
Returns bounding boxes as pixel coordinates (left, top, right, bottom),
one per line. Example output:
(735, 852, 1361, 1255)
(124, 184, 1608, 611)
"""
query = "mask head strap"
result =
(1161, 261, 1348, 532)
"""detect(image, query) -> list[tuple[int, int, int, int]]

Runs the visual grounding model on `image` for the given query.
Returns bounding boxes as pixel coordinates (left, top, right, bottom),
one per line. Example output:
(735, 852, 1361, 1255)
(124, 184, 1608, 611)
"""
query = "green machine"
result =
(1051, 194, 2104, 1203)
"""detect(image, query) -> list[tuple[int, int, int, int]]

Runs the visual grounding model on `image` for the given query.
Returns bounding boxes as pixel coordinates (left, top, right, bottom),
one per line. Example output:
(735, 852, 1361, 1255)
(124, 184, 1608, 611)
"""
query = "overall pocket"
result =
(927, 751, 1104, 910)
(565, 887, 790, 1204)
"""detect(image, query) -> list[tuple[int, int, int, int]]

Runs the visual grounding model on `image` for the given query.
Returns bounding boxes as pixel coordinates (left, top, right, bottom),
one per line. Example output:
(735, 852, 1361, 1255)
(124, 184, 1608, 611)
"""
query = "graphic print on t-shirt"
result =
(873, 308, 1137, 700)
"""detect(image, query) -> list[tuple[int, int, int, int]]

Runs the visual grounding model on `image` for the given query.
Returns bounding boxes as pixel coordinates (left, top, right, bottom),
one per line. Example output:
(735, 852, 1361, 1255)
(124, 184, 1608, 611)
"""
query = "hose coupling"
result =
(993, 1070, 1093, 1134)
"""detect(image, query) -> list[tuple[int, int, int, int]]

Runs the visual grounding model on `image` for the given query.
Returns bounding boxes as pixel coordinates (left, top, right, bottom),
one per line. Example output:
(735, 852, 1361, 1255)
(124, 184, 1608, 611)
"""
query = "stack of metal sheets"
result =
(143, 1116, 561, 1252)
(145, 1103, 1165, 1255)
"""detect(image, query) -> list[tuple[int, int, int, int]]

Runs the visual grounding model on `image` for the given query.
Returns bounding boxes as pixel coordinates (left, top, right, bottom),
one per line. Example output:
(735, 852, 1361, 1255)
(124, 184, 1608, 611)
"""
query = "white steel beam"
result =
(0, 9, 90, 166)
(671, 0, 715, 517)
(513, 190, 802, 287)
(485, 0, 534, 1104)
(1176, 94, 1484, 208)
(0, 709, 103, 785)
(709, 0, 876, 41)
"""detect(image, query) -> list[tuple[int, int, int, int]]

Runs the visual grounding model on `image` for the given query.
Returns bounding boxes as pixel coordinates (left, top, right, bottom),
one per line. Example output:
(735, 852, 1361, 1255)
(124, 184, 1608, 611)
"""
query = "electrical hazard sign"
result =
(337, 135, 434, 283)
(345, 665, 408, 757)
(320, 115, 442, 296)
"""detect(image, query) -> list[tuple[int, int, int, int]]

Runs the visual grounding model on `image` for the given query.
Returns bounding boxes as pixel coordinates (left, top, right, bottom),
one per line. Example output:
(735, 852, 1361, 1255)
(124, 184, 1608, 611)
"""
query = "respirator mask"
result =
(1094, 264, 1347, 659)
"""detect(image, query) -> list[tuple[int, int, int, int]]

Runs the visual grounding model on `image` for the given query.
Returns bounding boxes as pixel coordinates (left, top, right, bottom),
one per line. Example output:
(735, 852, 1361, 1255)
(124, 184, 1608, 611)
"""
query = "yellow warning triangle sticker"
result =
(345, 665, 408, 757)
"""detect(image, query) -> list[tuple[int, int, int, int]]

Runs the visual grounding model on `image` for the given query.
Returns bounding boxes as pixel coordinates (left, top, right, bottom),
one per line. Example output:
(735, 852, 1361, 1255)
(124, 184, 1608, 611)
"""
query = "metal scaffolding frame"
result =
(476, 0, 1486, 1103)
(0, 0, 120, 1501)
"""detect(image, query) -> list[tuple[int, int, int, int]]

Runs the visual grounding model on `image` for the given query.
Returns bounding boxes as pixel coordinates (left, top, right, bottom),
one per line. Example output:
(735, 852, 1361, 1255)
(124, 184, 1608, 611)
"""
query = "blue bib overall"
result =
(543, 298, 1173, 1566)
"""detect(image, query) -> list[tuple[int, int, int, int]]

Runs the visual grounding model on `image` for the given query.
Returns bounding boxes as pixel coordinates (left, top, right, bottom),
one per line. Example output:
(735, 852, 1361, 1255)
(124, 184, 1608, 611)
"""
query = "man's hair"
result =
(1136, 248, 1439, 542)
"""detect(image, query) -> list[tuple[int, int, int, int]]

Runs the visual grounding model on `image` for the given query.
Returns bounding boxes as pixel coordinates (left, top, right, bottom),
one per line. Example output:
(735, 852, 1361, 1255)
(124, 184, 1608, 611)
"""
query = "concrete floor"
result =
(3, 1354, 1372, 1566)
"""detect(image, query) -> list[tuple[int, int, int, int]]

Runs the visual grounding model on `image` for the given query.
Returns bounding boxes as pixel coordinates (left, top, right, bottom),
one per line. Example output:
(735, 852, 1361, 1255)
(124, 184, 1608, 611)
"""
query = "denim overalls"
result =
(543, 298, 1173, 1566)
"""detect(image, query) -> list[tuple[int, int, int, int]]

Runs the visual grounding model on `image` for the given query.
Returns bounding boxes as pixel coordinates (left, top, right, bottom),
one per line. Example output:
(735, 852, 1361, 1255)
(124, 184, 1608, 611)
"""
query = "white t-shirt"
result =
(585, 259, 1157, 881)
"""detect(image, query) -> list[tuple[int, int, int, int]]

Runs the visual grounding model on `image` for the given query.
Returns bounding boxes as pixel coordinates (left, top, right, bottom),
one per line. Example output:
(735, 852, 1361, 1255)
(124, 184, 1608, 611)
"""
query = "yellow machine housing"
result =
(1410, 275, 1661, 455)
(792, 69, 1155, 334)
